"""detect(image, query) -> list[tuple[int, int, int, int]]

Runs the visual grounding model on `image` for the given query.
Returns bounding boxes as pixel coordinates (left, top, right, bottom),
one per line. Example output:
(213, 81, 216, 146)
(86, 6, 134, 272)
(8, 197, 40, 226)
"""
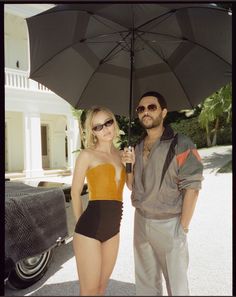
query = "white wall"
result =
(5, 112, 69, 172)
(4, 7, 80, 173)
(41, 114, 67, 169)
(5, 111, 24, 172)
(4, 13, 28, 71)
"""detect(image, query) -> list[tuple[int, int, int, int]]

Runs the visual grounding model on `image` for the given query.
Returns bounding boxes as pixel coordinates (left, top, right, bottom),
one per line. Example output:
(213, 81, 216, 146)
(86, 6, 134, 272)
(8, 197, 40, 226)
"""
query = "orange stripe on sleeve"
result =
(191, 148, 202, 162)
(176, 149, 190, 167)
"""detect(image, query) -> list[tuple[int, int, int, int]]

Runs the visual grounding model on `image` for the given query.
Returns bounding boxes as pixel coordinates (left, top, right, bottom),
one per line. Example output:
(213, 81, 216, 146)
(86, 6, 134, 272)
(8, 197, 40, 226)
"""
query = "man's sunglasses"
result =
(136, 104, 158, 114)
(92, 119, 114, 132)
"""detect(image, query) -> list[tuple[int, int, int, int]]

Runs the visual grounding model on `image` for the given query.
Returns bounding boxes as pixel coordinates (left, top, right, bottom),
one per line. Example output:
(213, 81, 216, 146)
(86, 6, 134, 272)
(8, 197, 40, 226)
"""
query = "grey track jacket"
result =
(131, 125, 204, 219)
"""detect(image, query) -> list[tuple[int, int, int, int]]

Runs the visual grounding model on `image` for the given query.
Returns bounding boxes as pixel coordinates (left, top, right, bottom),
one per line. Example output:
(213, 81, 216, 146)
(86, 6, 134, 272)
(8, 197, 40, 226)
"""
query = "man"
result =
(122, 91, 203, 296)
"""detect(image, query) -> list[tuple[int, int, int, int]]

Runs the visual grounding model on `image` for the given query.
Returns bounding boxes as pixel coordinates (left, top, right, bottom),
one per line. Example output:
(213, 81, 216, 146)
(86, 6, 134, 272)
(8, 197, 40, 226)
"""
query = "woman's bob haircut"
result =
(83, 106, 120, 148)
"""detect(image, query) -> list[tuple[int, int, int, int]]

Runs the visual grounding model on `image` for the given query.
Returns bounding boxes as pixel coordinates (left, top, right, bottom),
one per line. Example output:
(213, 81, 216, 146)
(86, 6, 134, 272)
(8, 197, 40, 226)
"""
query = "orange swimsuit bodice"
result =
(86, 163, 126, 201)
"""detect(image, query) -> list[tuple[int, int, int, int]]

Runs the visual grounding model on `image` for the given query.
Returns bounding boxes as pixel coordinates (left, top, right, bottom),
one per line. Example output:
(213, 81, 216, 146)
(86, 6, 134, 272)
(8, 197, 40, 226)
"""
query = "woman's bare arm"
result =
(71, 150, 90, 221)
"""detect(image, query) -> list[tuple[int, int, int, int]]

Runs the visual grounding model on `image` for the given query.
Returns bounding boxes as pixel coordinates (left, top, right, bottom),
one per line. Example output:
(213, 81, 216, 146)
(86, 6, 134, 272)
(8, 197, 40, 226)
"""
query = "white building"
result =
(5, 4, 80, 178)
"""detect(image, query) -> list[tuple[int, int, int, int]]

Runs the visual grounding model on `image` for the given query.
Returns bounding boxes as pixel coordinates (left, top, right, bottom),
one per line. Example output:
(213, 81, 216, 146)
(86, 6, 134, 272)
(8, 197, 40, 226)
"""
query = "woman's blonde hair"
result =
(83, 106, 120, 148)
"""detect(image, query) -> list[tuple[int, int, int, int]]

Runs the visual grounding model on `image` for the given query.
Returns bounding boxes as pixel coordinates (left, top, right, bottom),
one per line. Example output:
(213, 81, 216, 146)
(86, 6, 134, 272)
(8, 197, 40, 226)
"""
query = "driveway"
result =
(5, 145, 232, 296)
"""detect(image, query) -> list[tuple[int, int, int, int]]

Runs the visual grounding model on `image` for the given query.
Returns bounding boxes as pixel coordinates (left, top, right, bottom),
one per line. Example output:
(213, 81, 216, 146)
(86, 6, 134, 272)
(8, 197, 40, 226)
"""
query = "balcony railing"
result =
(5, 67, 51, 92)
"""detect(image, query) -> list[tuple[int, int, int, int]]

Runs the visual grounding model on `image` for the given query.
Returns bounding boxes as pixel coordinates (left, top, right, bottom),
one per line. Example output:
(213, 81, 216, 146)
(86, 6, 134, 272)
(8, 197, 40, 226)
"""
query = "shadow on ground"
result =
(201, 148, 232, 172)
(7, 279, 135, 296)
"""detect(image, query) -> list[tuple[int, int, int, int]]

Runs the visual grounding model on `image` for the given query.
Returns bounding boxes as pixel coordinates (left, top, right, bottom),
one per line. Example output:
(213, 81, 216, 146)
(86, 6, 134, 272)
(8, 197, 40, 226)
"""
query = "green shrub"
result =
(170, 117, 207, 148)
(170, 117, 232, 148)
(217, 125, 232, 145)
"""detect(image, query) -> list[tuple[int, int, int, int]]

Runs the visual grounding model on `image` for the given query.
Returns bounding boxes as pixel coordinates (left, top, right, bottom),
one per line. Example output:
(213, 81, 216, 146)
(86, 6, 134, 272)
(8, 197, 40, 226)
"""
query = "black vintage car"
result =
(5, 180, 87, 289)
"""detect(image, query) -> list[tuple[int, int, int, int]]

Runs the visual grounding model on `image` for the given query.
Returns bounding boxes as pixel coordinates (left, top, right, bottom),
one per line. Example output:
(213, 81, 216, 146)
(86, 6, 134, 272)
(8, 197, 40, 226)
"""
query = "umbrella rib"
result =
(137, 30, 231, 67)
(137, 34, 194, 109)
(82, 31, 131, 54)
(75, 69, 98, 109)
(99, 31, 131, 63)
(92, 14, 123, 32)
(82, 41, 123, 44)
(103, 46, 127, 64)
(81, 30, 129, 42)
(30, 30, 131, 77)
(138, 30, 184, 42)
(119, 32, 131, 52)
(137, 10, 176, 30)
(76, 32, 132, 107)
(136, 5, 227, 31)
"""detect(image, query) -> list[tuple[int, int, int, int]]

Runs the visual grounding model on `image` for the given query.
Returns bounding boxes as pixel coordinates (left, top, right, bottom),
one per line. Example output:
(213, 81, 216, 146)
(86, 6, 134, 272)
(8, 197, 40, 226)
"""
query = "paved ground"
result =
(5, 145, 232, 296)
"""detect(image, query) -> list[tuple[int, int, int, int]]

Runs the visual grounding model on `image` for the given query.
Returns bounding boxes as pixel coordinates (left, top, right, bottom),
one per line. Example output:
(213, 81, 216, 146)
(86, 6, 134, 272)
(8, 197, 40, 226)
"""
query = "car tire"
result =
(7, 249, 53, 290)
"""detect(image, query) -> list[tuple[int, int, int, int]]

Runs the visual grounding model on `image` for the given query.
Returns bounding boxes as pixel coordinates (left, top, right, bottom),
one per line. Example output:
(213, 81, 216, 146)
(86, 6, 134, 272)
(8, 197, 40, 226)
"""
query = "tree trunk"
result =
(212, 117, 220, 146)
(206, 133, 212, 147)
(205, 124, 212, 147)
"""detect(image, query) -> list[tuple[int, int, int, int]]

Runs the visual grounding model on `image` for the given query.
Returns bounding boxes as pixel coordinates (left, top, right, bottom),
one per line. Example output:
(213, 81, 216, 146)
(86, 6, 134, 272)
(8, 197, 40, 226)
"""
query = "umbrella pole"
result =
(126, 29, 134, 174)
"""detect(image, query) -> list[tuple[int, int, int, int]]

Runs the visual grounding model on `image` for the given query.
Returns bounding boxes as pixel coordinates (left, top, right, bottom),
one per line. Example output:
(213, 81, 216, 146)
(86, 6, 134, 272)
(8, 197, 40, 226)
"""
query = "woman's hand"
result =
(121, 147, 135, 189)
(121, 146, 135, 168)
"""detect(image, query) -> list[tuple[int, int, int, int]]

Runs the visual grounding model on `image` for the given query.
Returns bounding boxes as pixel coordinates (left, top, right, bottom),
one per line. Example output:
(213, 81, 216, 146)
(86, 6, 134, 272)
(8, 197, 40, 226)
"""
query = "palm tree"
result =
(198, 83, 232, 146)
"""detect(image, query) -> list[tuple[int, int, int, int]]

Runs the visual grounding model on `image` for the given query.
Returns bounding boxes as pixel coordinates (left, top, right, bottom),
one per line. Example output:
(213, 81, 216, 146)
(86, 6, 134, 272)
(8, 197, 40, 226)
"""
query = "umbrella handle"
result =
(126, 163, 132, 173)
(125, 146, 133, 173)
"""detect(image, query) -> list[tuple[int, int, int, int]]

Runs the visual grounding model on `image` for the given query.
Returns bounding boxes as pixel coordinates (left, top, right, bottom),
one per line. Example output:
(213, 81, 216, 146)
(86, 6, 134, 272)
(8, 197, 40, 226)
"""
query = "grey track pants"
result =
(134, 210, 189, 296)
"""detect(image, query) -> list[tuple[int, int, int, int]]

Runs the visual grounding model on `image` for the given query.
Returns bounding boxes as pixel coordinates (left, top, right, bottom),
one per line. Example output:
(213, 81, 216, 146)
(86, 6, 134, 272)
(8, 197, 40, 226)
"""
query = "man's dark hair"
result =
(140, 91, 167, 110)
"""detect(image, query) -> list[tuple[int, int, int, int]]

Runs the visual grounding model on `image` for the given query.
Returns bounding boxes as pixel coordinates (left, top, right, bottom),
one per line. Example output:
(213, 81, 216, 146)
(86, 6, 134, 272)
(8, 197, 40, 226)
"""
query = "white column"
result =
(66, 115, 80, 171)
(23, 112, 44, 178)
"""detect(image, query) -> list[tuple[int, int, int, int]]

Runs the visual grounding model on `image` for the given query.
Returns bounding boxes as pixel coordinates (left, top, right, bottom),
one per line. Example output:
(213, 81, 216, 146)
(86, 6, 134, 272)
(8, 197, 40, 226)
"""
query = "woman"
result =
(71, 106, 133, 296)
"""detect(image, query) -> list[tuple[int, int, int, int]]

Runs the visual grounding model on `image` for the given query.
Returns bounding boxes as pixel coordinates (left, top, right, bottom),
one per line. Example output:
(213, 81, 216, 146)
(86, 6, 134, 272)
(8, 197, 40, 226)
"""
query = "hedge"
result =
(170, 117, 232, 148)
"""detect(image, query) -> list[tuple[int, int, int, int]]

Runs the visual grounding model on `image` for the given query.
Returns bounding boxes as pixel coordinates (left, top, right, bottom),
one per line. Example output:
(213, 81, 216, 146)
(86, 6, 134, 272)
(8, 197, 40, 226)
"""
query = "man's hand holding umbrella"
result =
(121, 146, 135, 189)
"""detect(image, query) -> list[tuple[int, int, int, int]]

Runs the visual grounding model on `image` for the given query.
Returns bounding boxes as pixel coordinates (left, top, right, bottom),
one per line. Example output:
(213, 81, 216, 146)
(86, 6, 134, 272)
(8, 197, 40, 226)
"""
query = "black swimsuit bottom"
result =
(75, 200, 123, 243)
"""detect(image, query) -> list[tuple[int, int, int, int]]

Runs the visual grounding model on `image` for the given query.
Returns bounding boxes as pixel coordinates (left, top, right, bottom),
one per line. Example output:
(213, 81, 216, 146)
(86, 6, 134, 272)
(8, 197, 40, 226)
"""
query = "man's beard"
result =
(140, 114, 163, 129)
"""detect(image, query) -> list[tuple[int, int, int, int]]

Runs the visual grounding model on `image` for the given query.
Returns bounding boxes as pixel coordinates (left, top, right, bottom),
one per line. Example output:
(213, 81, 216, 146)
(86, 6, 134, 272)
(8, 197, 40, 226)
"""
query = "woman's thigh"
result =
(100, 233, 120, 285)
(73, 232, 102, 289)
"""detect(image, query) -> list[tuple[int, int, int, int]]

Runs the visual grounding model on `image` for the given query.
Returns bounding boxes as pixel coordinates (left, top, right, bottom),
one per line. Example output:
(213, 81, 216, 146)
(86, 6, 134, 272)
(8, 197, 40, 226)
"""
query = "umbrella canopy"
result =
(26, 3, 232, 117)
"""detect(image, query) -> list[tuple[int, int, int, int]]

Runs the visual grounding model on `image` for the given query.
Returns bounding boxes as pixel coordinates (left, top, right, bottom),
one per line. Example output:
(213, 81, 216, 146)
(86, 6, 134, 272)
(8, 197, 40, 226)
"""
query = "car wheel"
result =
(7, 249, 53, 289)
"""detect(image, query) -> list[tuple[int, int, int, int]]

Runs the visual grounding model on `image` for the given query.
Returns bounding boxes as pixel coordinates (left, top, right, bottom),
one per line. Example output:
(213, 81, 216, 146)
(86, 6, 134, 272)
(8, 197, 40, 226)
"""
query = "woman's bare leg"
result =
(98, 233, 120, 295)
(73, 233, 102, 296)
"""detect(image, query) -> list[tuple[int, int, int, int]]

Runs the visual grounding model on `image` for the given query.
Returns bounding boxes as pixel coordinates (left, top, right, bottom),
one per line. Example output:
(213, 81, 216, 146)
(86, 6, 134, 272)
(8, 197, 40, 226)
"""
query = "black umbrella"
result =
(26, 3, 232, 170)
